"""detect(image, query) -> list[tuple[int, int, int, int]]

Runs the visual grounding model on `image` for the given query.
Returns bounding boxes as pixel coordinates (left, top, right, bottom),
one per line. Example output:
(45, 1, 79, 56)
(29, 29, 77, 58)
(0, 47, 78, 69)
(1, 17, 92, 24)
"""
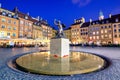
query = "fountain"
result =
(15, 20, 106, 75)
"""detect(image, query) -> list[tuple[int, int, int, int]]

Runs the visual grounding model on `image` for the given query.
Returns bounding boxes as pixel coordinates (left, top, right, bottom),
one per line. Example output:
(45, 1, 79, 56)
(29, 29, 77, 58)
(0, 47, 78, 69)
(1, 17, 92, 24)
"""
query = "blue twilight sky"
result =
(0, 0, 120, 29)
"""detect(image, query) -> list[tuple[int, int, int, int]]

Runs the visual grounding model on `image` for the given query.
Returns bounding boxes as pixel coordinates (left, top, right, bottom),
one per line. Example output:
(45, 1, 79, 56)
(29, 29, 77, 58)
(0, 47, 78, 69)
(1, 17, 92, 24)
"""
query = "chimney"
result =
(74, 19, 76, 23)
(109, 14, 112, 18)
(90, 18, 92, 23)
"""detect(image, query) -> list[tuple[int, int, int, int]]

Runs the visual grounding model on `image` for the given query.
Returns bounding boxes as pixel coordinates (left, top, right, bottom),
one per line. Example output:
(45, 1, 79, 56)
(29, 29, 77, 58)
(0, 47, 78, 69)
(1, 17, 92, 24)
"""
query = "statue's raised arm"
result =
(54, 19, 66, 38)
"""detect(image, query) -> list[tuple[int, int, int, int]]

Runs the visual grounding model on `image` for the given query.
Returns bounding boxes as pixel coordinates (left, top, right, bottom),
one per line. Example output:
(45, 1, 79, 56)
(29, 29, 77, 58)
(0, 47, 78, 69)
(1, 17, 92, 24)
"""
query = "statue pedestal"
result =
(50, 38, 69, 57)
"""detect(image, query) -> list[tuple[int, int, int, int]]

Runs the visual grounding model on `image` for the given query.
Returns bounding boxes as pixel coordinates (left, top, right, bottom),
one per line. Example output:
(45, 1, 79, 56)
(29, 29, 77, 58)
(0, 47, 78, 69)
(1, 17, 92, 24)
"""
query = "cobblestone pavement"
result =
(0, 47, 120, 80)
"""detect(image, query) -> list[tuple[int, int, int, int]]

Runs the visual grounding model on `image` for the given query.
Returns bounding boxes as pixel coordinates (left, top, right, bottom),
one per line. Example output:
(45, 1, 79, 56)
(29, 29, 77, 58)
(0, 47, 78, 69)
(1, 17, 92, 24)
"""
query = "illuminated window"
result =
(109, 34, 112, 38)
(90, 37, 92, 40)
(93, 32, 95, 35)
(29, 23, 32, 26)
(101, 35, 104, 39)
(116, 18, 119, 22)
(96, 36, 99, 39)
(93, 36, 95, 39)
(20, 21, 24, 24)
(101, 30, 103, 33)
(105, 35, 108, 38)
(105, 30, 107, 33)
(96, 31, 99, 34)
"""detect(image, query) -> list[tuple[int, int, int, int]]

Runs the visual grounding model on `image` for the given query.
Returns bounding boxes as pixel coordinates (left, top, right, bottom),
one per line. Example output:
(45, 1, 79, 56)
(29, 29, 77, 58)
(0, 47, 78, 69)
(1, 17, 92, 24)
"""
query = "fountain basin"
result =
(16, 51, 105, 75)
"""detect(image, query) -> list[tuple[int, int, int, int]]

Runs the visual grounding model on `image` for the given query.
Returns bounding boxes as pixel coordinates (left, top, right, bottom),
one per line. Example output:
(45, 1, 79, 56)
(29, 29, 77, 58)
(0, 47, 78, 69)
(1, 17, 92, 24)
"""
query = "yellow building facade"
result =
(64, 27, 71, 41)
(0, 8, 19, 39)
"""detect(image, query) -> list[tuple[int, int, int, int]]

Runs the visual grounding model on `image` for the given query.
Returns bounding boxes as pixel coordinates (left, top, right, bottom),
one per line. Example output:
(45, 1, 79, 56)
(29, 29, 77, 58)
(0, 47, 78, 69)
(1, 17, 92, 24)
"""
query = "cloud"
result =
(72, 0, 91, 7)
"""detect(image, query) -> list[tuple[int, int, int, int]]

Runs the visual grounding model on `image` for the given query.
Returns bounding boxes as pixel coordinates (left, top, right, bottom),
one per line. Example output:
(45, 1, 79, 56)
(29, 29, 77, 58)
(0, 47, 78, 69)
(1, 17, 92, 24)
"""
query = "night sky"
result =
(0, 0, 120, 29)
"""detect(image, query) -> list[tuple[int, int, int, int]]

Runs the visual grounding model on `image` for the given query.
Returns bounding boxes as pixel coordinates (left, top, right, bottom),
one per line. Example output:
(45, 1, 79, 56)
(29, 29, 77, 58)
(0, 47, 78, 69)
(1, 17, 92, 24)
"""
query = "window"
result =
(14, 22, 16, 24)
(109, 26, 111, 28)
(26, 22, 28, 26)
(8, 13, 12, 17)
(25, 16, 28, 19)
(118, 24, 120, 28)
(1, 25, 5, 28)
(2, 11, 6, 16)
(106, 20, 109, 23)
(105, 35, 108, 38)
(101, 35, 104, 39)
(114, 29, 117, 33)
(0, 32, 4, 37)
(96, 31, 99, 34)
(109, 34, 112, 38)
(105, 30, 107, 33)
(7, 33, 10, 36)
(102, 21, 104, 24)
(2, 18, 6, 22)
(13, 33, 16, 37)
(108, 30, 112, 33)
(119, 29, 120, 32)
(116, 18, 119, 22)
(114, 25, 116, 28)
(8, 26, 11, 30)
(105, 26, 107, 28)
(20, 21, 24, 24)
(101, 30, 103, 34)
(114, 35, 117, 38)
(101, 26, 103, 29)
(29, 23, 32, 26)
(13, 27, 16, 30)
(8, 20, 11, 23)
(93, 36, 95, 39)
(93, 32, 95, 35)
(97, 36, 99, 39)
(90, 37, 92, 40)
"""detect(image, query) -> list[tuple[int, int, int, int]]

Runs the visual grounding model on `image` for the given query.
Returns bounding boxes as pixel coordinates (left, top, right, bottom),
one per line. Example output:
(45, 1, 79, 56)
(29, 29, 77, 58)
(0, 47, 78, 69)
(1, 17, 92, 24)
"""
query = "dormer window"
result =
(13, 14, 18, 19)
(2, 11, 6, 16)
(8, 13, 12, 17)
(116, 18, 119, 22)
(102, 21, 104, 24)
(106, 20, 109, 23)
(96, 22, 98, 24)
(34, 22, 37, 25)
(25, 16, 28, 19)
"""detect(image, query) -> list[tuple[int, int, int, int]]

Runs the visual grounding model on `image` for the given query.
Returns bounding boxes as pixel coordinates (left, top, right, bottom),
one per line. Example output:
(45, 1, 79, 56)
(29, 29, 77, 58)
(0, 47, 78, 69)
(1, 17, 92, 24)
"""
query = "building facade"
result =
(0, 8, 19, 39)
(64, 27, 71, 41)
(69, 12, 120, 45)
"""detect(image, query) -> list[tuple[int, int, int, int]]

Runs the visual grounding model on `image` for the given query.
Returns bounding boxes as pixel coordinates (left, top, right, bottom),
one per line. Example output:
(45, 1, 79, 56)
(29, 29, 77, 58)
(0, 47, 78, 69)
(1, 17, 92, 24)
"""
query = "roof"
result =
(81, 22, 90, 28)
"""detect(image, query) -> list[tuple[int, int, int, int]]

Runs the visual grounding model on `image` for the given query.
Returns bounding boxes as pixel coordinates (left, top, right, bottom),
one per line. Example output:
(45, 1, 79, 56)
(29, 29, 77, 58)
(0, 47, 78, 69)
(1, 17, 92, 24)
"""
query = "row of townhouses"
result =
(0, 5, 56, 46)
(64, 11, 120, 45)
